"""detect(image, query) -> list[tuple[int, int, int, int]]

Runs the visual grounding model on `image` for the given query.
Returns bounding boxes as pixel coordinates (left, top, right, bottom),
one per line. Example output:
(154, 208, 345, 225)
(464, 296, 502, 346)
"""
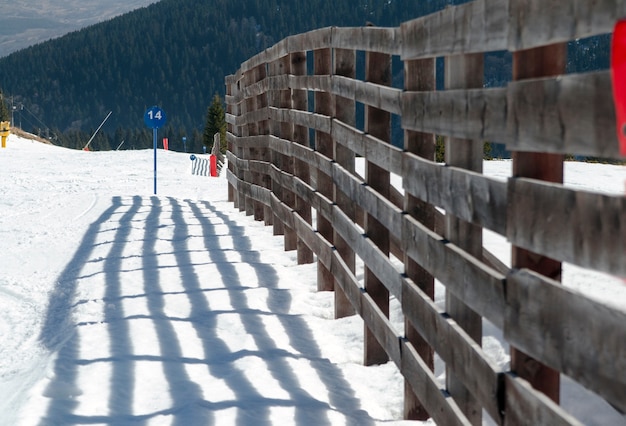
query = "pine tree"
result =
(203, 94, 226, 154)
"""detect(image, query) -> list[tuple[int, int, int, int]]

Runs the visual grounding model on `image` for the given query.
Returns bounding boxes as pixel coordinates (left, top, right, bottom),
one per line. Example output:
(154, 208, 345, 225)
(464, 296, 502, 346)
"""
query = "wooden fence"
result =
(224, 0, 626, 424)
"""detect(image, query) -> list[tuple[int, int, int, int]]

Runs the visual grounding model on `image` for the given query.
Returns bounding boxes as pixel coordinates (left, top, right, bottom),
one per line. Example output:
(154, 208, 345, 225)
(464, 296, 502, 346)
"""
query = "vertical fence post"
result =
(403, 58, 436, 421)
(444, 52, 484, 425)
(509, 43, 566, 405)
(226, 76, 236, 204)
(251, 64, 268, 222)
(243, 68, 259, 217)
(268, 56, 290, 237)
(256, 62, 273, 226)
(235, 75, 247, 212)
(363, 48, 392, 366)
(279, 53, 298, 252)
(314, 47, 335, 291)
(333, 47, 357, 319)
(292, 50, 315, 264)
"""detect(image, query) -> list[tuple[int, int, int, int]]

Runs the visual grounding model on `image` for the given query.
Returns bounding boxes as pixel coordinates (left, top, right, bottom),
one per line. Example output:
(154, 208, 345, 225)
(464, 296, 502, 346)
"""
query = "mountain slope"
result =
(0, 0, 609, 151)
(0, 0, 157, 57)
(0, 0, 447, 150)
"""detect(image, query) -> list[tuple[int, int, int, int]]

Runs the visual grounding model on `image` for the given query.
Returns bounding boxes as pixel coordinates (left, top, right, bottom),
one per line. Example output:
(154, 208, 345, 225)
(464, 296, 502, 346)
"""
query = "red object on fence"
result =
(210, 154, 217, 177)
(163, 137, 169, 151)
(611, 19, 626, 155)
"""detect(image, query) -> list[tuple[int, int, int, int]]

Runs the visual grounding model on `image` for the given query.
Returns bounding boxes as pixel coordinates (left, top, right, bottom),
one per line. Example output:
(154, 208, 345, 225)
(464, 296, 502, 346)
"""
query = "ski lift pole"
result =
(83, 111, 112, 151)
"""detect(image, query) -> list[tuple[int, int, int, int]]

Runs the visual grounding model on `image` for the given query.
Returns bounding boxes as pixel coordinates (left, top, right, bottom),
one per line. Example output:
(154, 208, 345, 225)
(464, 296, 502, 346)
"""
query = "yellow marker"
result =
(0, 121, 9, 148)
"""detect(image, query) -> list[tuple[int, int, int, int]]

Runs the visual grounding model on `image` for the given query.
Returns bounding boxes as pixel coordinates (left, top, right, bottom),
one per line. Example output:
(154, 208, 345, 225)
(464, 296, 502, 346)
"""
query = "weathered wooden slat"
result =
(333, 47, 358, 319)
(353, 80, 402, 116)
(269, 107, 332, 135)
(314, 222, 335, 271)
(234, 106, 270, 129)
(400, 0, 508, 60)
(269, 191, 294, 230)
(505, 269, 626, 414)
(402, 278, 503, 423)
(504, 374, 584, 426)
(331, 165, 403, 240)
(401, 87, 509, 144)
(402, 153, 508, 235)
(507, 178, 626, 277)
(508, 0, 626, 52)
(316, 169, 407, 302)
(292, 213, 320, 257)
(506, 71, 623, 159)
(226, 135, 269, 151)
(361, 292, 401, 365)
(329, 228, 364, 316)
(331, 121, 404, 175)
(402, 72, 625, 159)
(400, 341, 472, 426)
(402, 214, 507, 329)
(331, 26, 402, 56)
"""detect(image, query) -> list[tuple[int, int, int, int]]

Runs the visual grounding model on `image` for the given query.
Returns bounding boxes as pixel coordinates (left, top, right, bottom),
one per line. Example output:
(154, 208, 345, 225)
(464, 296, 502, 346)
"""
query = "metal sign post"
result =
(144, 106, 167, 194)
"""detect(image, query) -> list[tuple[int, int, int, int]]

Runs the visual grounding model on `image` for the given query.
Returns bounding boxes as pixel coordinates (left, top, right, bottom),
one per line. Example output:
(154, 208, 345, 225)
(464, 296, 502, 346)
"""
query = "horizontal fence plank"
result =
(402, 87, 509, 143)
(362, 292, 402, 365)
(400, 340, 472, 426)
(508, 0, 626, 51)
(507, 178, 626, 277)
(402, 214, 507, 328)
(403, 153, 508, 235)
(270, 107, 332, 135)
(402, 278, 503, 422)
(504, 374, 584, 426)
(401, 0, 508, 60)
(331, 27, 402, 56)
(328, 238, 472, 426)
(505, 269, 626, 414)
(332, 121, 404, 175)
(506, 71, 622, 158)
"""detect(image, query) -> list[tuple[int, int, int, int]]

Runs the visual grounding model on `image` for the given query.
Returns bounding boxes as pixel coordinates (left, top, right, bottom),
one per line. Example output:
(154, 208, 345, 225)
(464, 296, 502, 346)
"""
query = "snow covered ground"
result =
(0, 134, 624, 425)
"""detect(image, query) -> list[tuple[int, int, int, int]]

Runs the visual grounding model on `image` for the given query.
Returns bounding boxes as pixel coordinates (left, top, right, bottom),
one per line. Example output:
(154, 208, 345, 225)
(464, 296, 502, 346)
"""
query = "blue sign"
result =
(144, 106, 167, 129)
(190, 154, 197, 161)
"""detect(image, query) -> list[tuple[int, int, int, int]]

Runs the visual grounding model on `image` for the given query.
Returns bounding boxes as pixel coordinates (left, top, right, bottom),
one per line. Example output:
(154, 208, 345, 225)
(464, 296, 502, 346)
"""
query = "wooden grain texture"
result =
(332, 121, 404, 176)
(401, 88, 508, 145)
(505, 269, 626, 414)
(402, 153, 508, 235)
(508, 0, 626, 51)
(507, 178, 626, 277)
(506, 71, 622, 158)
(331, 26, 402, 55)
(400, 0, 508, 60)
(444, 50, 484, 426)
(333, 47, 358, 319)
(402, 278, 503, 423)
(314, 47, 335, 292)
(504, 374, 584, 426)
(400, 340, 472, 426)
(330, 160, 401, 241)
(401, 214, 507, 329)
(402, 57, 437, 421)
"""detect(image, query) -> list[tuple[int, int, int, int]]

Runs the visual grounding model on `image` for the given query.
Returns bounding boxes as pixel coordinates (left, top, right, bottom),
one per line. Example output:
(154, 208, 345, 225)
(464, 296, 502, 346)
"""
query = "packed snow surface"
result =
(0, 134, 624, 425)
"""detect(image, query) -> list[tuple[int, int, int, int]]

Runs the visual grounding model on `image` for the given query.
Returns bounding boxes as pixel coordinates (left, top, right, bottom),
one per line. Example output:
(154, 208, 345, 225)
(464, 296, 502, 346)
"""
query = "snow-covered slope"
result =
(0, 135, 624, 425)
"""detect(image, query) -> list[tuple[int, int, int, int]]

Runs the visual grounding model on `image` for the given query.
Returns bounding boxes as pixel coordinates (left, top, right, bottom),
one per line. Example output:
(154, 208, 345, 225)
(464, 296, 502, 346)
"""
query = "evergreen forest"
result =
(0, 0, 610, 152)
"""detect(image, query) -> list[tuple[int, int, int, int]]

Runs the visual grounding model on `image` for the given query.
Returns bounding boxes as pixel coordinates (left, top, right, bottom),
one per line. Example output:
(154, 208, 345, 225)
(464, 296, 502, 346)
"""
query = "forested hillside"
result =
(0, 0, 610, 152)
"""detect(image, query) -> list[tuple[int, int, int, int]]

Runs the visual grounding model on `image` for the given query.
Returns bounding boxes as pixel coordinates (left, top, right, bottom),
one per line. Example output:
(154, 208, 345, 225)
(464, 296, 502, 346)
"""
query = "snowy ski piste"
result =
(1, 134, 625, 425)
